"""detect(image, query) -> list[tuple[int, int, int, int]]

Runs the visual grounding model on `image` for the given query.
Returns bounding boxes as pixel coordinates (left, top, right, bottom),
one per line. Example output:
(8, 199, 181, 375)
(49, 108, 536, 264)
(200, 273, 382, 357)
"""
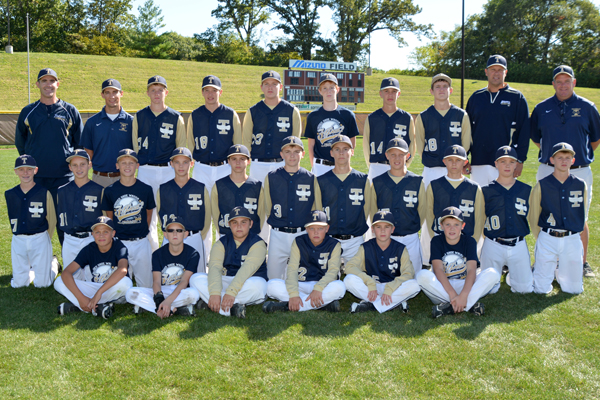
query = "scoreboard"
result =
(283, 70, 365, 104)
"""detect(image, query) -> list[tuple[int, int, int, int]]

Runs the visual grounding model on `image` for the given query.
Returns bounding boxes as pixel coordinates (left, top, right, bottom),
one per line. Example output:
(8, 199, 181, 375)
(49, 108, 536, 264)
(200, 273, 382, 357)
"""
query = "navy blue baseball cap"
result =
(102, 79, 122, 92)
(14, 154, 37, 169)
(380, 77, 400, 91)
(439, 206, 464, 223)
(227, 144, 251, 159)
(305, 210, 328, 227)
(66, 149, 91, 163)
(319, 73, 338, 86)
(92, 216, 115, 231)
(165, 215, 186, 230)
(262, 70, 281, 83)
(281, 136, 304, 150)
(372, 209, 395, 226)
(117, 149, 138, 162)
(386, 138, 409, 153)
(202, 75, 222, 90)
(553, 65, 575, 80)
(495, 146, 518, 162)
(331, 135, 353, 149)
(443, 145, 468, 161)
(147, 75, 167, 88)
(487, 55, 507, 69)
(170, 147, 193, 161)
(551, 142, 576, 157)
(229, 206, 252, 221)
(37, 68, 58, 81)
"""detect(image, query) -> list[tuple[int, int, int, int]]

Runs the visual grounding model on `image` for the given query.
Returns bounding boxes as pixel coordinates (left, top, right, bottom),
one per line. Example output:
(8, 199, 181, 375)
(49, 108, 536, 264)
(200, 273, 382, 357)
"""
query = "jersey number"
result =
(424, 138, 437, 152)
(195, 136, 208, 150)
(138, 136, 148, 150)
(10, 219, 17, 233)
(546, 213, 556, 227)
(273, 204, 282, 218)
(370, 141, 384, 155)
(162, 214, 176, 229)
(298, 267, 307, 282)
(484, 215, 500, 231)
(59, 212, 67, 227)
(252, 133, 263, 145)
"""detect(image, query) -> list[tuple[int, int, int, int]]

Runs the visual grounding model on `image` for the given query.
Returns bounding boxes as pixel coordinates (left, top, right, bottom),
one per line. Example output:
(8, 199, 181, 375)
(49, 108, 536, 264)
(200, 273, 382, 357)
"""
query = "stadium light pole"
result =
(5, 0, 13, 53)
(460, 0, 465, 108)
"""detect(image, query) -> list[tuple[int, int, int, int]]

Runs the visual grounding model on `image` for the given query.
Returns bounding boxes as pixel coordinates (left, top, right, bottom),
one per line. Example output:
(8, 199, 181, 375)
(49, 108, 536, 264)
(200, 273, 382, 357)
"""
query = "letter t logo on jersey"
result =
(459, 200, 474, 217)
(277, 117, 290, 132)
(515, 198, 527, 215)
(449, 122, 461, 137)
(349, 189, 364, 205)
(160, 123, 174, 139)
(217, 119, 230, 135)
(188, 194, 203, 210)
(569, 191, 583, 207)
(244, 198, 257, 214)
(83, 195, 98, 212)
(393, 124, 407, 138)
(403, 190, 418, 208)
(296, 185, 311, 201)
(29, 202, 44, 218)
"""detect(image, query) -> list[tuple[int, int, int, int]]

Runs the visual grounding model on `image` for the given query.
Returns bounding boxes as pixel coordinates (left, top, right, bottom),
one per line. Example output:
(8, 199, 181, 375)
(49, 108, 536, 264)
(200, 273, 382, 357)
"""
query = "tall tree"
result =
(212, 0, 269, 46)
(131, 0, 168, 58)
(85, 0, 132, 37)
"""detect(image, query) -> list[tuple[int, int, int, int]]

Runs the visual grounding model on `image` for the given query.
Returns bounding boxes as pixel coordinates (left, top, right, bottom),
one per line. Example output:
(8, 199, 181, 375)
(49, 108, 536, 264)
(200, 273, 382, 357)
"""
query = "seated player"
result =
(344, 210, 420, 313)
(55, 216, 132, 319)
(126, 216, 200, 317)
(189, 206, 268, 318)
(528, 143, 587, 294)
(263, 210, 345, 313)
(481, 146, 533, 294)
(5, 155, 58, 288)
(417, 207, 499, 318)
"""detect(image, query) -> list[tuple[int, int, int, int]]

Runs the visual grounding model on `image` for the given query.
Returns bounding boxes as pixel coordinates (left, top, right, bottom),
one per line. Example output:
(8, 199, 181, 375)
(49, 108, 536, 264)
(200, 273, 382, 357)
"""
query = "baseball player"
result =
(371, 138, 426, 272)
(242, 70, 302, 183)
(211, 144, 265, 238)
(81, 79, 134, 188)
(6, 155, 58, 288)
(126, 216, 200, 317)
(189, 206, 268, 318)
(15, 68, 83, 245)
(156, 147, 210, 269)
(530, 65, 600, 278)
(57, 149, 104, 269)
(315, 135, 371, 264)
(133, 75, 186, 250)
(102, 149, 156, 288)
(263, 210, 345, 313)
(264, 136, 317, 280)
(304, 73, 360, 176)
(55, 216, 132, 319)
(528, 143, 587, 294)
(480, 146, 533, 294)
(363, 77, 416, 181)
(417, 207, 500, 318)
(466, 55, 530, 186)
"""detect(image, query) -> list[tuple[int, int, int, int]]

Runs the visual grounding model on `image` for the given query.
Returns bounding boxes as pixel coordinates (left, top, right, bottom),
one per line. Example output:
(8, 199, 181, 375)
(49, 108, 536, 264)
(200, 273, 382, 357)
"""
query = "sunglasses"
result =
(166, 229, 184, 233)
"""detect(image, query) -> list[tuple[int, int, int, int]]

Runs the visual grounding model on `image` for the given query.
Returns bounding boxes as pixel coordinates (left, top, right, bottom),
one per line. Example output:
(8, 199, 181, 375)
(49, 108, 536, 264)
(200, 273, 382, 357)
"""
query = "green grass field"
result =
(0, 136, 598, 399)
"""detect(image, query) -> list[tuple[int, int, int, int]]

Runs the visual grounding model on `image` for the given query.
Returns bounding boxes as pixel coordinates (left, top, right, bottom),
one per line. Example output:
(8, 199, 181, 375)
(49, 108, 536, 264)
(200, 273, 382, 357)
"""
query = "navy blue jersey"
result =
(294, 234, 340, 282)
(135, 106, 182, 164)
(367, 108, 413, 163)
(57, 180, 104, 235)
(5, 184, 50, 235)
(15, 99, 83, 179)
(267, 167, 315, 228)
(249, 100, 295, 159)
(81, 107, 134, 173)
(466, 85, 530, 165)
(362, 238, 406, 283)
(538, 174, 586, 233)
(419, 105, 466, 167)
(101, 180, 156, 239)
(220, 232, 267, 279)
(482, 180, 531, 238)
(190, 104, 237, 163)
(318, 169, 369, 236)
(430, 177, 479, 237)
(74, 239, 128, 283)
(373, 171, 423, 236)
(158, 178, 206, 232)
(152, 243, 199, 285)
(531, 93, 600, 166)
(304, 106, 360, 162)
(430, 233, 478, 279)
(215, 176, 261, 235)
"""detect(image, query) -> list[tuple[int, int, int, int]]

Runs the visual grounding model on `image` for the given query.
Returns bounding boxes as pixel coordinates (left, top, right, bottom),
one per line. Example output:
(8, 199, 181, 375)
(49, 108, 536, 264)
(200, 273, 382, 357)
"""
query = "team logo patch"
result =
(187, 194, 203, 210)
(500, 100, 511, 107)
(277, 117, 291, 132)
(29, 202, 44, 218)
(349, 189, 364, 205)
(442, 252, 467, 280)
(515, 198, 527, 216)
(319, 253, 330, 269)
(162, 264, 184, 285)
(119, 122, 129, 132)
(571, 108, 581, 117)
(92, 262, 117, 283)
(393, 124, 407, 138)
(160, 123, 174, 139)
(316, 118, 345, 146)
(113, 195, 144, 223)
(403, 190, 418, 208)
(296, 185, 311, 201)
(244, 198, 258, 214)
(388, 257, 398, 272)
(84, 195, 98, 212)
(569, 191, 583, 207)
(449, 122, 461, 137)
(217, 120, 231, 135)
(459, 200, 474, 218)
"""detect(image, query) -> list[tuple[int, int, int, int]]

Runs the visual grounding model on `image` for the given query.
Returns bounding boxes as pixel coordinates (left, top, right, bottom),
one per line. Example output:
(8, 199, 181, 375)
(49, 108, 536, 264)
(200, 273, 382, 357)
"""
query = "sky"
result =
(132, 0, 600, 71)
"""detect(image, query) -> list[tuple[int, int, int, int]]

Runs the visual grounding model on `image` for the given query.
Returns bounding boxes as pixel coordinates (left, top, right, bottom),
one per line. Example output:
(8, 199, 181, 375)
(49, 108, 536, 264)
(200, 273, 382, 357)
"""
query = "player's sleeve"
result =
(226, 240, 267, 297)
(116, 240, 129, 262)
(207, 241, 226, 296)
(69, 106, 84, 149)
(81, 117, 94, 150)
(186, 114, 195, 151)
(530, 106, 541, 144)
(263, 176, 272, 219)
(176, 115, 186, 148)
(151, 249, 162, 273)
(362, 178, 372, 221)
(73, 245, 90, 270)
(155, 188, 161, 216)
(285, 240, 302, 298)
(461, 113, 472, 153)
(589, 103, 600, 143)
(201, 186, 211, 240)
(414, 114, 425, 157)
(362, 117, 371, 168)
(146, 185, 157, 210)
(528, 183, 542, 239)
(465, 236, 479, 262)
(344, 246, 377, 290)
(370, 183, 378, 220)
(101, 188, 112, 212)
(313, 242, 342, 292)
(417, 180, 427, 227)
(232, 111, 243, 145)
(210, 184, 221, 231)
(132, 114, 139, 152)
(346, 110, 360, 138)
(513, 94, 531, 162)
(425, 184, 436, 238)
(473, 186, 485, 241)
(313, 177, 323, 211)
(185, 248, 201, 274)
(15, 109, 28, 155)
(407, 117, 417, 167)
(46, 191, 56, 238)
(384, 248, 414, 295)
(242, 108, 253, 153)
(292, 107, 302, 137)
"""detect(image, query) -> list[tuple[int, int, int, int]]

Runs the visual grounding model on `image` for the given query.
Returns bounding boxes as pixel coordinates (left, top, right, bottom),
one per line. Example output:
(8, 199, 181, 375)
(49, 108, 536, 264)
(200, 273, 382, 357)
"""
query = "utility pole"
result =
(5, 0, 13, 53)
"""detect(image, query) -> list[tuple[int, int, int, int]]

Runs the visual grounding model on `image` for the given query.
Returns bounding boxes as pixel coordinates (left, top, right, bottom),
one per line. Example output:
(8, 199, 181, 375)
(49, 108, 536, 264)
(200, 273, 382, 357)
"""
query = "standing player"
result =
(15, 68, 83, 245)
(126, 217, 200, 317)
(55, 216, 132, 319)
(466, 55, 530, 186)
(371, 138, 426, 272)
(530, 65, 600, 277)
(133, 75, 186, 250)
(528, 143, 587, 294)
(242, 70, 302, 182)
(363, 77, 416, 181)
(304, 74, 360, 176)
(344, 210, 420, 314)
(417, 207, 500, 318)
(189, 207, 268, 318)
(263, 210, 345, 313)
(102, 149, 156, 288)
(57, 149, 104, 269)
(82, 79, 134, 188)
(156, 147, 210, 269)
(264, 136, 317, 280)
(316, 135, 371, 264)
(6, 155, 58, 288)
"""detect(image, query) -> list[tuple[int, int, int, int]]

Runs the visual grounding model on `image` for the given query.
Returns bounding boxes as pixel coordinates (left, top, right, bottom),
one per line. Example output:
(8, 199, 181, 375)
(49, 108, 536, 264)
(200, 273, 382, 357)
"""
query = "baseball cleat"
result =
(350, 300, 375, 313)
(58, 302, 81, 315)
(432, 303, 455, 318)
(174, 304, 196, 317)
(502, 265, 508, 274)
(230, 303, 246, 319)
(583, 262, 595, 278)
(321, 300, 341, 312)
(94, 303, 114, 319)
(195, 299, 209, 311)
(468, 302, 485, 316)
(53, 256, 63, 274)
(133, 305, 144, 315)
(400, 301, 409, 314)
(262, 301, 289, 313)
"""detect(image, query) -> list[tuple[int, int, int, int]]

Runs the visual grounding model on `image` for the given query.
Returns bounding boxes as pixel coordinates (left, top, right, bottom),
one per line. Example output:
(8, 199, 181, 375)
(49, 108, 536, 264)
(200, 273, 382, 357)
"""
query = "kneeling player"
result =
(417, 207, 499, 318)
(263, 210, 345, 313)
(189, 206, 268, 318)
(55, 216, 132, 319)
(126, 216, 200, 317)
(344, 210, 420, 313)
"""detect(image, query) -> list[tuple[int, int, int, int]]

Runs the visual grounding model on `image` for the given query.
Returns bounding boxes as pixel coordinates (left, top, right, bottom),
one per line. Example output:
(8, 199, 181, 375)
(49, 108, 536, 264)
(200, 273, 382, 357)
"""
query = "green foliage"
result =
(160, 32, 205, 61)
(212, 0, 270, 46)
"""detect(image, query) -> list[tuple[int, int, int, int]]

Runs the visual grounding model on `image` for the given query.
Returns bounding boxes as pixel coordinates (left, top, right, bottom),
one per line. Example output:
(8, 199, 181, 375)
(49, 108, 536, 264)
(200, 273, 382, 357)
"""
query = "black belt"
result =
(332, 234, 356, 240)
(188, 230, 200, 235)
(118, 237, 146, 242)
(20, 232, 44, 236)
(491, 236, 524, 246)
(69, 232, 91, 239)
(145, 163, 169, 167)
(93, 170, 120, 177)
(252, 158, 283, 163)
(273, 226, 305, 234)
(315, 158, 335, 166)
(200, 160, 226, 167)
(545, 163, 589, 170)
(542, 228, 576, 238)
